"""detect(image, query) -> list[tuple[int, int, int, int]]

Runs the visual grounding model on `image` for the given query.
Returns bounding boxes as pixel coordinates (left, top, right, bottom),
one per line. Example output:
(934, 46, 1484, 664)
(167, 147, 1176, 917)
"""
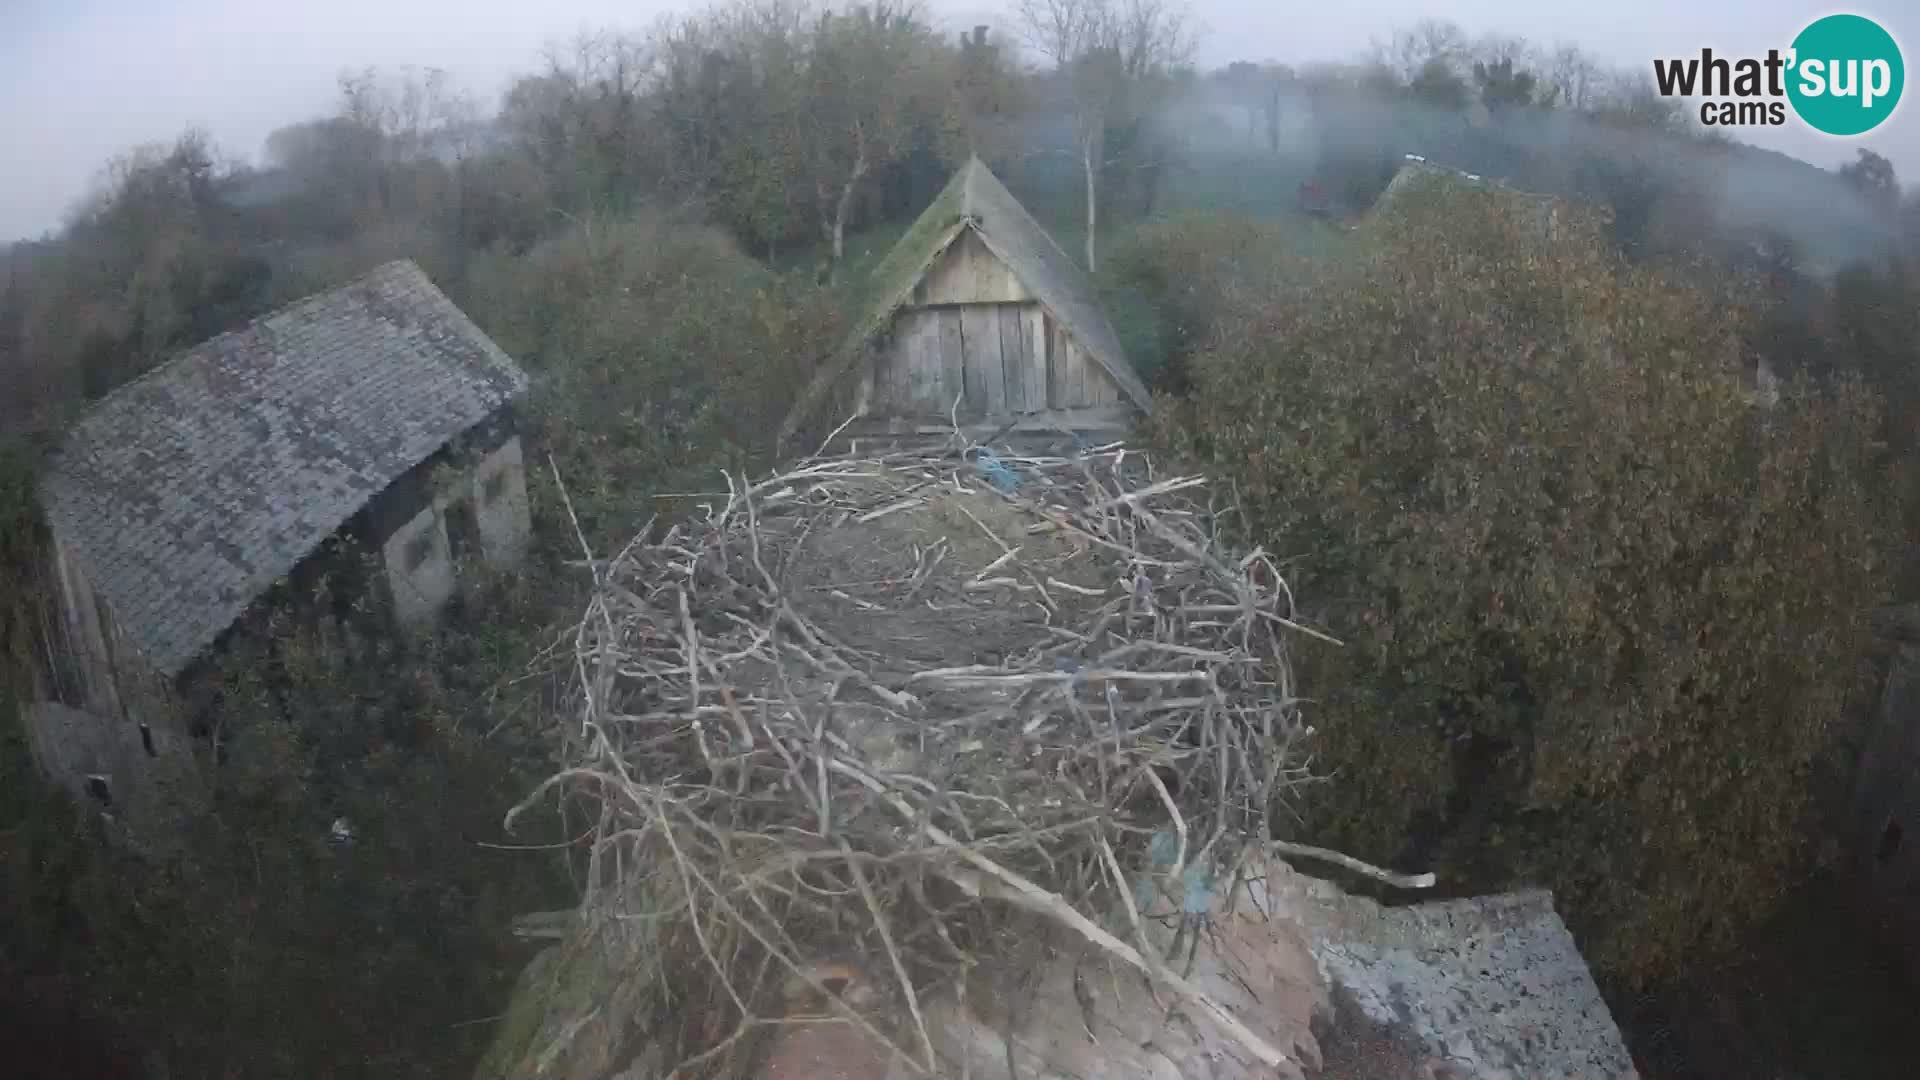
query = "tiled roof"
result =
(40, 260, 528, 677)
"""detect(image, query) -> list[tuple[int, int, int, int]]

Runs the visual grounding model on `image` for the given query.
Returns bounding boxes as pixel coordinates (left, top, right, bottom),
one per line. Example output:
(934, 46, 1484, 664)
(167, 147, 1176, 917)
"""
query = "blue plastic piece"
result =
(973, 449, 1021, 493)
(1135, 830, 1218, 916)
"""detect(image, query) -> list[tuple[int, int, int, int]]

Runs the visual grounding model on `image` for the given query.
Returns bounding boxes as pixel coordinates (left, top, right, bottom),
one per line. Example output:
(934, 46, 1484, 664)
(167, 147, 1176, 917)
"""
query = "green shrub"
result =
(1156, 184, 1897, 985)
(1, 577, 576, 1078)
(1101, 211, 1335, 393)
(468, 213, 842, 546)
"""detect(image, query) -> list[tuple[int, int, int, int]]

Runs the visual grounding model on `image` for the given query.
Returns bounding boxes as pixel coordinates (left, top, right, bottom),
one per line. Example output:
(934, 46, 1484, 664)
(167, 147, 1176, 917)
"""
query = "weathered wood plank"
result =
(1095, 347, 1121, 404)
(961, 306, 1004, 418)
(1023, 305, 1048, 413)
(879, 326, 905, 413)
(879, 312, 924, 414)
(1051, 322, 1083, 408)
(940, 309, 969, 418)
(917, 231, 1033, 305)
(916, 312, 948, 409)
(854, 348, 875, 416)
(999, 305, 1026, 413)
(1044, 313, 1062, 409)
(873, 335, 902, 414)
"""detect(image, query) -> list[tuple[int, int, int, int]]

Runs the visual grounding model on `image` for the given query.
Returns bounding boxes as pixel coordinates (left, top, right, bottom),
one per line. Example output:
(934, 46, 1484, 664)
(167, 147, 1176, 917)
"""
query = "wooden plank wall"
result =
(1045, 315, 1122, 409)
(876, 303, 1126, 419)
(914, 231, 1033, 306)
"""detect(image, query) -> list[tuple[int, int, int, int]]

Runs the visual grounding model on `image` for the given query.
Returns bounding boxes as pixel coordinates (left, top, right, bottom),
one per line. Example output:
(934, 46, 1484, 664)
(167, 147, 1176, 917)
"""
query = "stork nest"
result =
(511, 437, 1332, 1076)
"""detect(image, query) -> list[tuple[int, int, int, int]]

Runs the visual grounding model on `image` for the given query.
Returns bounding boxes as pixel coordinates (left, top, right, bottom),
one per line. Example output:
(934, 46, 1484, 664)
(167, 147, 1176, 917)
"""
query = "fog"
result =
(1, 0, 1913, 242)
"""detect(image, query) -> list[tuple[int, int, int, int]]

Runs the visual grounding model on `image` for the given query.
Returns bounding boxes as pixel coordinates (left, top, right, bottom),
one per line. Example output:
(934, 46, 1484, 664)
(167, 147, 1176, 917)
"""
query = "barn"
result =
(782, 156, 1152, 446)
(24, 260, 532, 832)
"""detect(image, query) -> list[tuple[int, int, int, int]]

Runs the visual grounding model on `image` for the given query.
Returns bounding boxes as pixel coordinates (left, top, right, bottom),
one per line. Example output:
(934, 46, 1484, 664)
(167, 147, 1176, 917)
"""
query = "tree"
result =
(499, 31, 662, 217)
(1840, 148, 1900, 211)
(1544, 43, 1601, 112)
(1218, 60, 1266, 147)
(799, 3, 946, 268)
(1474, 56, 1542, 112)
(1409, 57, 1469, 111)
(1217, 60, 1294, 152)
(1014, 0, 1194, 270)
(1157, 185, 1894, 985)
(1375, 18, 1467, 84)
(1589, 74, 1686, 131)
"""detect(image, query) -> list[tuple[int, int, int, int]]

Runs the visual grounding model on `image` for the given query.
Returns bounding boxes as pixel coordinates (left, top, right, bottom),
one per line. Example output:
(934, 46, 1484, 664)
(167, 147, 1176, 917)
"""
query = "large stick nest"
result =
(515, 437, 1328, 1076)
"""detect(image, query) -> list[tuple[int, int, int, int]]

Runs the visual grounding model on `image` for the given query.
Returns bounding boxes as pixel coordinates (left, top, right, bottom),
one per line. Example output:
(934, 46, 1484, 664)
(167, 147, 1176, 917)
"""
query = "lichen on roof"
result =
(39, 260, 529, 677)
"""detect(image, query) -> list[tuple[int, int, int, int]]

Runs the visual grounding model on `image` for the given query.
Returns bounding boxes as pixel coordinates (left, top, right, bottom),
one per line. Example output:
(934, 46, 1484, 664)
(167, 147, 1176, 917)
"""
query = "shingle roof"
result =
(782, 157, 1150, 442)
(40, 260, 528, 677)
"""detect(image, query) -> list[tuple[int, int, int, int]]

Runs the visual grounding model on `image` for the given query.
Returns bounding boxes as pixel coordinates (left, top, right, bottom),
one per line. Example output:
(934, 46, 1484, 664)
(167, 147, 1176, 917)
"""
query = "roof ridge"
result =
(960, 155, 983, 219)
(67, 259, 430, 422)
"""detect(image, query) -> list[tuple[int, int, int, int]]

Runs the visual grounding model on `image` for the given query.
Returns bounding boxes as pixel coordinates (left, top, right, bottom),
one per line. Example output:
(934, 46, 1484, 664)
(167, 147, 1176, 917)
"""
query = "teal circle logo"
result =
(1787, 14, 1904, 136)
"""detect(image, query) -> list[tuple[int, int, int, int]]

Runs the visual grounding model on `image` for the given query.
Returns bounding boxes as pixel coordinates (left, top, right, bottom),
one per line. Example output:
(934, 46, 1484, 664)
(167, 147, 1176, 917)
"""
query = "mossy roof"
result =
(783, 157, 1149, 441)
(40, 261, 526, 676)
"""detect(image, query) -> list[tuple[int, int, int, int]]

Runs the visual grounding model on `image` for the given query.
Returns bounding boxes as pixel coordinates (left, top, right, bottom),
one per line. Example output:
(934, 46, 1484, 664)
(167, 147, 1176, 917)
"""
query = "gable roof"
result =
(40, 260, 529, 677)
(782, 157, 1149, 442)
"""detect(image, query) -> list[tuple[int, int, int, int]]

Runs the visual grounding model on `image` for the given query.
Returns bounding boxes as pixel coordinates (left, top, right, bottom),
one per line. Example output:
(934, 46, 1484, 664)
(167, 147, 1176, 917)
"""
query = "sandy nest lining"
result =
(514, 437, 1330, 1077)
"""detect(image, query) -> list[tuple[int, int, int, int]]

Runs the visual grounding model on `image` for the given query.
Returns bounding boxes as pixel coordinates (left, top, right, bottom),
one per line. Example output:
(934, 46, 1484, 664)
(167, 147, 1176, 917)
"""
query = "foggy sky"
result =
(1, 0, 1913, 242)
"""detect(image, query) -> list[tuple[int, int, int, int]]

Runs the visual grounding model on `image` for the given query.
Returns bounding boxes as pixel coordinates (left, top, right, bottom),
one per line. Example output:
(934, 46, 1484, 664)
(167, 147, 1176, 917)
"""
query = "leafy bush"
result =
(1099, 211, 1307, 392)
(1155, 183, 1897, 984)
(1, 571, 576, 1078)
(468, 213, 843, 546)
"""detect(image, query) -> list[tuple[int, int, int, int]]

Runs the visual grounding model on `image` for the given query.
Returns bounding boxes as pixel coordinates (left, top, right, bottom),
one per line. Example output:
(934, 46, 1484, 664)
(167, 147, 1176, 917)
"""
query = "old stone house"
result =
(24, 259, 531, 824)
(781, 156, 1152, 447)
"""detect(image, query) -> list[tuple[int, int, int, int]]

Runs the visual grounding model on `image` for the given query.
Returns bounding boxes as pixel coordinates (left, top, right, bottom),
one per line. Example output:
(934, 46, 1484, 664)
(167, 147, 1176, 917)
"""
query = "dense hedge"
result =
(0, 575, 576, 1076)
(467, 214, 843, 547)
(1154, 183, 1898, 984)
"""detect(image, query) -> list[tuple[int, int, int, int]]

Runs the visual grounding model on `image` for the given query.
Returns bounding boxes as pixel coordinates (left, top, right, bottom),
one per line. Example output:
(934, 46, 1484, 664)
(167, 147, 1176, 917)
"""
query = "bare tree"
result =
(1839, 148, 1900, 210)
(1544, 43, 1601, 111)
(1472, 34, 1531, 70)
(1014, 0, 1103, 68)
(1373, 18, 1467, 85)
(800, 3, 944, 267)
(1015, 0, 1193, 270)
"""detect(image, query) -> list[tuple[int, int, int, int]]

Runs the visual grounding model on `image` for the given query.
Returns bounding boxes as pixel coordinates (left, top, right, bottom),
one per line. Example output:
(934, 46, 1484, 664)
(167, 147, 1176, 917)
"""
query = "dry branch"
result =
(525, 439, 1337, 1076)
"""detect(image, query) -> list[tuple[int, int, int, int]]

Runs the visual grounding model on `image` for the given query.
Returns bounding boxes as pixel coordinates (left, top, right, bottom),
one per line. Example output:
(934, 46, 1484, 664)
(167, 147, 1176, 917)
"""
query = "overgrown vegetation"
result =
(467, 213, 843, 543)
(1, 571, 576, 1077)
(2, 2, 1919, 1076)
(1153, 182, 1899, 984)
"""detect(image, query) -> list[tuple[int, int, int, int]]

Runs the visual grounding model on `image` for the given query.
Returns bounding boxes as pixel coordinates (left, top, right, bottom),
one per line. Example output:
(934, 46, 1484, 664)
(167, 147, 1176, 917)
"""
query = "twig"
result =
(842, 840, 937, 1072)
(517, 439, 1364, 1076)
(1271, 840, 1437, 889)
